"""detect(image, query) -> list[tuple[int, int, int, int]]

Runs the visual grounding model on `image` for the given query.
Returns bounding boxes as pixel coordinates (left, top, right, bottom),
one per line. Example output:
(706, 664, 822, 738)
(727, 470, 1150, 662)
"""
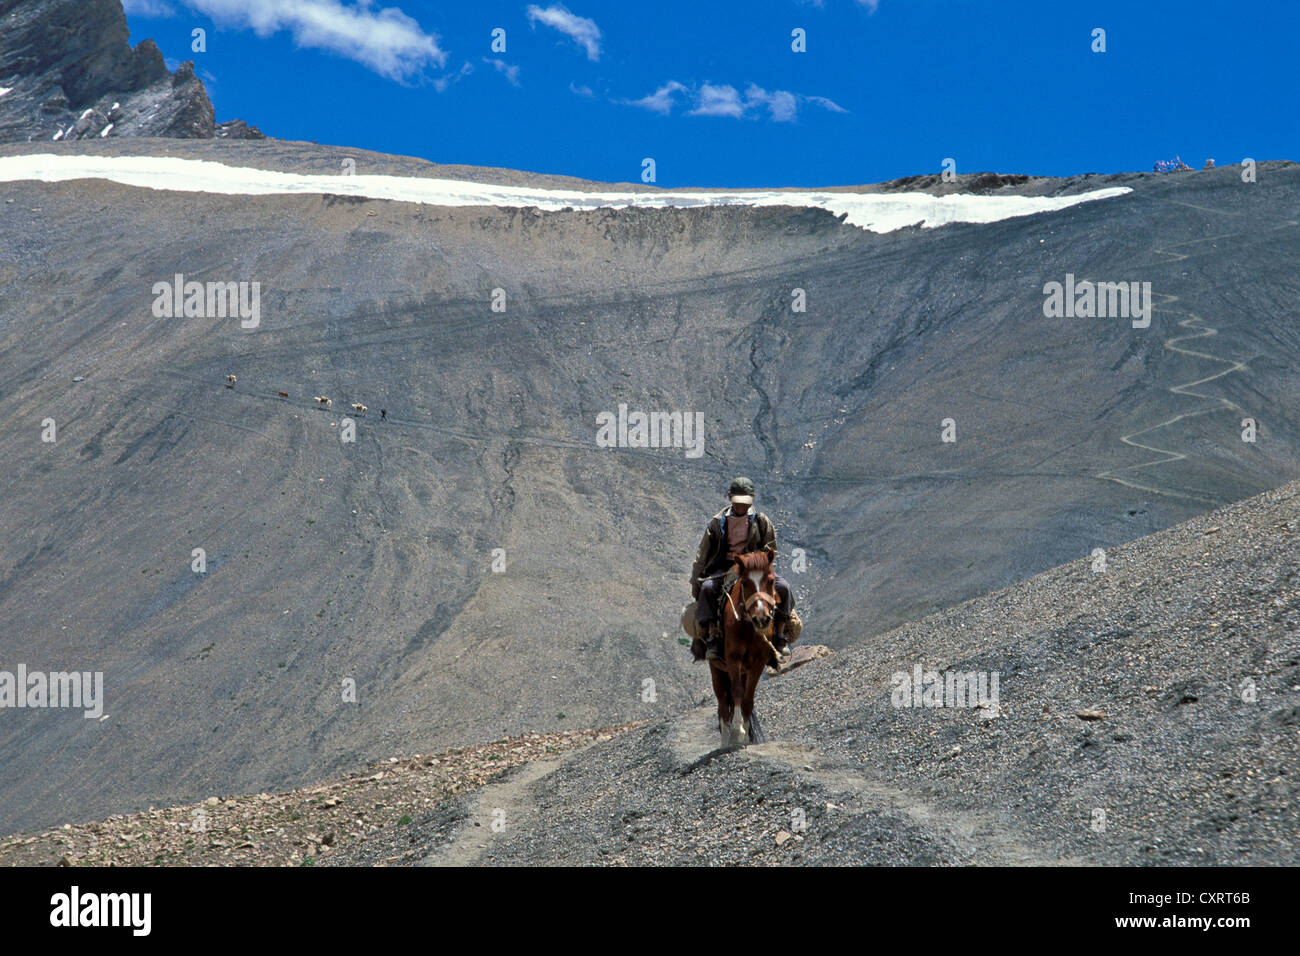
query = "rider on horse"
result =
(690, 477, 794, 664)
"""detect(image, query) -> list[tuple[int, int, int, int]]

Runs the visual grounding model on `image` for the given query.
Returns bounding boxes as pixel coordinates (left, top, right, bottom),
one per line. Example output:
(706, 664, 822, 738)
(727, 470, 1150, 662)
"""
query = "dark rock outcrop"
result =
(215, 118, 265, 140)
(0, 0, 264, 142)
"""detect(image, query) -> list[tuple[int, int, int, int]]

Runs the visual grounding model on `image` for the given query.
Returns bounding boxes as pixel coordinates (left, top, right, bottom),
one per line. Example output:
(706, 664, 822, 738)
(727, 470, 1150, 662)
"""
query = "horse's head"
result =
(730, 551, 778, 633)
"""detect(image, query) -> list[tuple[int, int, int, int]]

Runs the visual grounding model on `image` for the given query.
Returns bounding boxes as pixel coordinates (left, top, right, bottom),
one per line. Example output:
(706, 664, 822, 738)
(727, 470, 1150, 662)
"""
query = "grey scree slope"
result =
(334, 480, 1298, 866)
(0, 140, 1296, 836)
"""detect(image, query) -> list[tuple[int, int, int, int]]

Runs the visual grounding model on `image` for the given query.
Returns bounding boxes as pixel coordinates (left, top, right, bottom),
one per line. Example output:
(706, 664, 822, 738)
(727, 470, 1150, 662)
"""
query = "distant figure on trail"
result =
(380, 409, 387, 421)
(690, 477, 794, 664)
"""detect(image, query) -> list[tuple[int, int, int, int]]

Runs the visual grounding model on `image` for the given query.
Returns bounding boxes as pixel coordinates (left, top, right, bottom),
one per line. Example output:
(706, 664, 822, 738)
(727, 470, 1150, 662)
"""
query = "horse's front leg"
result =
(726, 661, 750, 745)
(740, 654, 764, 743)
(710, 663, 731, 744)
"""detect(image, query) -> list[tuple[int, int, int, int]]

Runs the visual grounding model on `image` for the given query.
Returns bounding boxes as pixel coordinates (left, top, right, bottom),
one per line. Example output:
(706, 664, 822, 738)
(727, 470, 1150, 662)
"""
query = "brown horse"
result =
(710, 550, 780, 747)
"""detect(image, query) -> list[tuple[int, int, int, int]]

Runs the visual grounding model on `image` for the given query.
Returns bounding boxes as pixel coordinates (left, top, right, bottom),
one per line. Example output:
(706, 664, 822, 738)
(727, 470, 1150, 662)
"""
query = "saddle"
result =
(683, 566, 798, 635)
(680, 582, 802, 643)
(714, 566, 803, 643)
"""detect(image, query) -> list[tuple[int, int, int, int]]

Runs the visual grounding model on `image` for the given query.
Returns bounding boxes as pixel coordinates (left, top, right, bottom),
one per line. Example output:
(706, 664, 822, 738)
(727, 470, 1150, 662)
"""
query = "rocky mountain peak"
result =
(0, 0, 264, 142)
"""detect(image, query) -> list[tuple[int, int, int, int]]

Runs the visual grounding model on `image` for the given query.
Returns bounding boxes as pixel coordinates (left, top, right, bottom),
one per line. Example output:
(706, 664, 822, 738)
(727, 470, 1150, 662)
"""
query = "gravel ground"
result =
(335, 479, 1297, 865)
(0, 725, 639, 866)
(6, 480, 1292, 867)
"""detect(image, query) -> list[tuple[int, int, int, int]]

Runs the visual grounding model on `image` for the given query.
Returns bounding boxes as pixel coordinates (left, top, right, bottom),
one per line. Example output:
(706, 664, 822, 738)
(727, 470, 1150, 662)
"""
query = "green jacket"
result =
(690, 507, 777, 587)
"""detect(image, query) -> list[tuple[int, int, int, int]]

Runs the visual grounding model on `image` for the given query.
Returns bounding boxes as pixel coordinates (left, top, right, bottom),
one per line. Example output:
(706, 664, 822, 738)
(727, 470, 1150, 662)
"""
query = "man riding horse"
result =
(690, 477, 794, 664)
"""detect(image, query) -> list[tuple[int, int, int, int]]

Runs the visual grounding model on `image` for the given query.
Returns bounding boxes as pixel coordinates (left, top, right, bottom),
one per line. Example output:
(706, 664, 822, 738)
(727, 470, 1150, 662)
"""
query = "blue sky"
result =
(123, 0, 1299, 187)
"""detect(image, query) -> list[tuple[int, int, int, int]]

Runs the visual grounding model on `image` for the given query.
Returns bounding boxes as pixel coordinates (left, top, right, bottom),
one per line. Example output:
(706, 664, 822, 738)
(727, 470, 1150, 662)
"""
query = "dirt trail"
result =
(1096, 207, 1300, 503)
(417, 750, 587, 867)
(671, 706, 1078, 866)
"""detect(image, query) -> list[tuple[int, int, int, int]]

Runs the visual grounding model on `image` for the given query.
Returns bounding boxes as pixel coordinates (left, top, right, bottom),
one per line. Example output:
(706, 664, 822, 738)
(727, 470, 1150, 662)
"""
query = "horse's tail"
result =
(748, 709, 766, 744)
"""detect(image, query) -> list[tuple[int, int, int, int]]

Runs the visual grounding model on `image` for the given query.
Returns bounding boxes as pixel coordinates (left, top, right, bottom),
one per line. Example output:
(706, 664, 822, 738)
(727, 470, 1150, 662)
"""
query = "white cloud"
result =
(484, 57, 521, 86)
(624, 80, 688, 115)
(624, 81, 847, 121)
(569, 81, 594, 97)
(806, 94, 848, 113)
(690, 83, 745, 118)
(123, 0, 178, 15)
(744, 85, 798, 122)
(433, 60, 473, 93)
(526, 4, 601, 61)
(175, 1, 445, 80)
(805, 0, 880, 11)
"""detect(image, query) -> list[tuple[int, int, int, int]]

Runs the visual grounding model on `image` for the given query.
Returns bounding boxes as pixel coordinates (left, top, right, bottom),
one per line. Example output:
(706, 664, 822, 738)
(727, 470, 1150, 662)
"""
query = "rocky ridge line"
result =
(0, 0, 264, 143)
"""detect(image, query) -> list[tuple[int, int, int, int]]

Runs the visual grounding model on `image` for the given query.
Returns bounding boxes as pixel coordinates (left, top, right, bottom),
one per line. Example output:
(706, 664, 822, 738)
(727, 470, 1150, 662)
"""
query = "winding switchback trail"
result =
(1095, 208, 1299, 502)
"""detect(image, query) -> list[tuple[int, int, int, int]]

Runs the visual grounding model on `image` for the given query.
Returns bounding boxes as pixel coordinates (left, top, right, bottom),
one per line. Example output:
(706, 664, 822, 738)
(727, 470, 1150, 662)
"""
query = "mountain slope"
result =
(4, 479, 1292, 865)
(0, 140, 1296, 836)
(335, 479, 1299, 866)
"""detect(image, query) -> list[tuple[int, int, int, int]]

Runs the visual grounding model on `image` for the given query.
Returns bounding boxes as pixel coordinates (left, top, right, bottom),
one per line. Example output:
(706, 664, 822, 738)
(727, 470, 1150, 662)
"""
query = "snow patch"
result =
(100, 124, 114, 137)
(0, 155, 1133, 234)
(0, 87, 13, 99)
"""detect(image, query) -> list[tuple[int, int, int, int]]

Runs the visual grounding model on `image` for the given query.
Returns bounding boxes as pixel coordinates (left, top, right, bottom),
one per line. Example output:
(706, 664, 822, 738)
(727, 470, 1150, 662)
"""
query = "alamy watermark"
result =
(595, 403, 704, 458)
(891, 664, 1000, 708)
(152, 273, 260, 329)
(50, 886, 150, 936)
(1042, 274, 1151, 328)
(0, 665, 103, 718)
